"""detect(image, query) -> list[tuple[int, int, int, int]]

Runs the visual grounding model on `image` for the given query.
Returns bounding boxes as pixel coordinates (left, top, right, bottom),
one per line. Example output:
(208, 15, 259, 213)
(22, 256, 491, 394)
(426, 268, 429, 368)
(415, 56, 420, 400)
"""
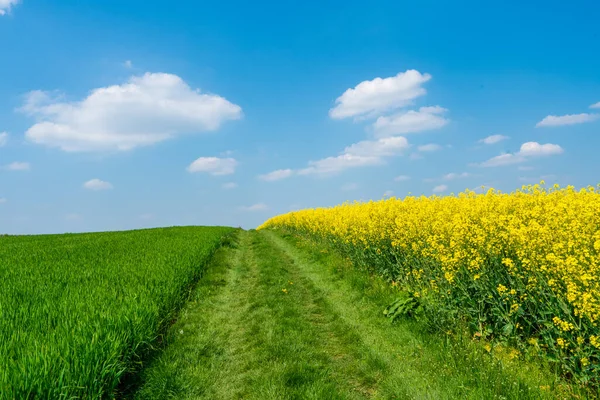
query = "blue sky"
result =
(1, 0, 599, 233)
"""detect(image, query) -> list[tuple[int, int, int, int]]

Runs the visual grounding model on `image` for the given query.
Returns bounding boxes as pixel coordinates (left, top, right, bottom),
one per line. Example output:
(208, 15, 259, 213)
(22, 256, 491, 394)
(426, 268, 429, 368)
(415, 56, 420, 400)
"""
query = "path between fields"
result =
(132, 230, 555, 400)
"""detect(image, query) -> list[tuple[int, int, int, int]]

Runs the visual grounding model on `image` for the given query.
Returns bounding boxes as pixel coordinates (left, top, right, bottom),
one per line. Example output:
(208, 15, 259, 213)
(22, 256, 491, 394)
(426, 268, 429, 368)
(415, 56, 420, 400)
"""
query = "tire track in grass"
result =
(135, 231, 376, 399)
(134, 229, 559, 399)
(263, 230, 561, 400)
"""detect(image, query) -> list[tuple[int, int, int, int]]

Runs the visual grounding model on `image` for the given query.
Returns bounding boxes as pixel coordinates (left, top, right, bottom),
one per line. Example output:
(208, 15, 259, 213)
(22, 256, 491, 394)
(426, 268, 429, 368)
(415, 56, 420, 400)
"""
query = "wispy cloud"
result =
(297, 136, 409, 177)
(187, 157, 238, 175)
(477, 142, 563, 167)
(258, 169, 293, 182)
(5, 162, 30, 171)
(443, 172, 471, 180)
(536, 113, 598, 127)
(373, 106, 449, 137)
(418, 143, 442, 152)
(479, 134, 508, 145)
(0, 132, 7, 147)
(0, 0, 19, 15)
(394, 175, 410, 182)
(83, 179, 113, 191)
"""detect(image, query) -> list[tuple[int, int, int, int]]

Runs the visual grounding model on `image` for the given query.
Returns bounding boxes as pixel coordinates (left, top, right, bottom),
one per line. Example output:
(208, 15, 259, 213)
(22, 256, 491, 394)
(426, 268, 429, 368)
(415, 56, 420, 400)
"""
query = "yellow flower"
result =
(581, 357, 590, 367)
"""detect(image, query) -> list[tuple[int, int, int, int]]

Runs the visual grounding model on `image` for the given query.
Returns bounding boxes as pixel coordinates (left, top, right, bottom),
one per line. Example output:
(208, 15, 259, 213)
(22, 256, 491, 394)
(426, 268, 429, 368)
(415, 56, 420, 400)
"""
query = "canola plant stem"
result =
(133, 230, 562, 399)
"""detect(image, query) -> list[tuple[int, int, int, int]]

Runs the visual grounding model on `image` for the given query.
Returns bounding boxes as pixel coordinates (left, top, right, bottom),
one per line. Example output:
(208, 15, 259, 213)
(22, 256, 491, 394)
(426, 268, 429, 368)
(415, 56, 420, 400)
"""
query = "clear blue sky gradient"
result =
(1, 0, 599, 233)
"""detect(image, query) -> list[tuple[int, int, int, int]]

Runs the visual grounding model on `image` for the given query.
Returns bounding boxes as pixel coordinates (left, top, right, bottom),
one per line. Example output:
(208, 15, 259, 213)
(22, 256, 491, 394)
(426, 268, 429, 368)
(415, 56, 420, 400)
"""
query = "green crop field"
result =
(0, 226, 234, 399)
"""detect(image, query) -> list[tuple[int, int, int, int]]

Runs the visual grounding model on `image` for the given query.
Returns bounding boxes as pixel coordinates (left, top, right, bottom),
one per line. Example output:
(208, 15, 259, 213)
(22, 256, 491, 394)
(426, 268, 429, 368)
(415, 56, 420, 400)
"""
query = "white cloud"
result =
(478, 142, 563, 167)
(535, 113, 598, 127)
(329, 70, 431, 120)
(0, 0, 19, 15)
(83, 179, 113, 191)
(298, 136, 409, 176)
(342, 136, 409, 157)
(0, 197, 6, 204)
(222, 182, 238, 189)
(5, 162, 30, 171)
(383, 190, 394, 198)
(479, 134, 508, 145)
(240, 203, 268, 212)
(0, 132, 7, 147)
(139, 213, 154, 220)
(433, 184, 448, 193)
(443, 172, 471, 180)
(124, 60, 133, 68)
(479, 153, 525, 167)
(519, 142, 564, 156)
(341, 183, 359, 191)
(590, 102, 600, 109)
(187, 157, 237, 175)
(259, 169, 293, 182)
(394, 175, 410, 182)
(373, 106, 449, 137)
(418, 143, 442, 152)
(21, 73, 242, 152)
(409, 153, 423, 160)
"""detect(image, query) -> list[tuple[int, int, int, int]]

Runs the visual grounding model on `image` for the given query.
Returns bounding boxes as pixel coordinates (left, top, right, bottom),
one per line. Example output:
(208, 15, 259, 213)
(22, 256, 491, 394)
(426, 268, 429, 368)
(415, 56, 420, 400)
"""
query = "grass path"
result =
(132, 230, 565, 399)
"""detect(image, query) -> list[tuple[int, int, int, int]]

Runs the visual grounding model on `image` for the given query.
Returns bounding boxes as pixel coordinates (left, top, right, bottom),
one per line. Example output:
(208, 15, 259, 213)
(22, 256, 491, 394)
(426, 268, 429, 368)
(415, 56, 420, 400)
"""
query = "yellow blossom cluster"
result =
(259, 183, 600, 381)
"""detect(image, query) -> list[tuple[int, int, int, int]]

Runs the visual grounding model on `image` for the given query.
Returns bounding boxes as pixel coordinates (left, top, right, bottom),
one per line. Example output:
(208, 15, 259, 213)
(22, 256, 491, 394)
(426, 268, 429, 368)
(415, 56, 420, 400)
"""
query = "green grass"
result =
(0, 226, 234, 399)
(134, 229, 574, 399)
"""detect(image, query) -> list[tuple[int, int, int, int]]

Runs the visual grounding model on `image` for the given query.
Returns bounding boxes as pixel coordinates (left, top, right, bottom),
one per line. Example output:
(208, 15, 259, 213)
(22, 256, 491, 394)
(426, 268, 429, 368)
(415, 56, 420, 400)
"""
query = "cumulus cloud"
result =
(418, 143, 442, 152)
(240, 203, 268, 212)
(329, 70, 431, 120)
(394, 175, 410, 182)
(258, 169, 293, 182)
(590, 102, 600, 109)
(519, 142, 564, 156)
(222, 182, 238, 189)
(536, 113, 598, 127)
(187, 157, 237, 175)
(372, 106, 449, 137)
(0, 0, 19, 15)
(0, 132, 7, 147)
(83, 179, 113, 191)
(478, 142, 563, 167)
(433, 184, 448, 193)
(479, 134, 508, 145)
(298, 136, 409, 176)
(20, 73, 242, 152)
(5, 161, 30, 171)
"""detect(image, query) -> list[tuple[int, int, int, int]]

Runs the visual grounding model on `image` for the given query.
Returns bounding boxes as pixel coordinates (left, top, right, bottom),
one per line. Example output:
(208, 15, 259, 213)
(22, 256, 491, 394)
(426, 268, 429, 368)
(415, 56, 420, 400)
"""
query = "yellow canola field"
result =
(259, 183, 600, 381)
